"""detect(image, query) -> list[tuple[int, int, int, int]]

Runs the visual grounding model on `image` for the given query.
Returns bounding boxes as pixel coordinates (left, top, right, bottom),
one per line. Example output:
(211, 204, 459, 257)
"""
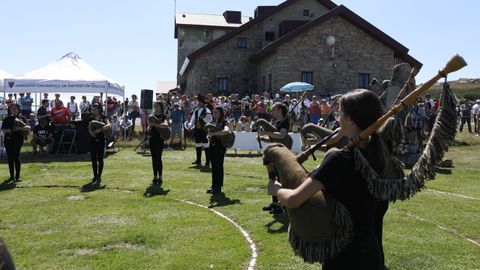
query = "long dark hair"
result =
(272, 102, 288, 118)
(340, 89, 388, 175)
(91, 103, 103, 114)
(7, 103, 20, 116)
(153, 101, 166, 115)
(214, 106, 225, 123)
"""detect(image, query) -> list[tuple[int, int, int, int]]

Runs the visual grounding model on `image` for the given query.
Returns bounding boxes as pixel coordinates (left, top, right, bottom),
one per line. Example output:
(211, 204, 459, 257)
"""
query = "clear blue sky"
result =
(0, 0, 478, 98)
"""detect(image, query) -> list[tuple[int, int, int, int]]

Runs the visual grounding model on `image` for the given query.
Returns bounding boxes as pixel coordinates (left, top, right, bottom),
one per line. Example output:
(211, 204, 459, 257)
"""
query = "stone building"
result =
(175, 0, 422, 96)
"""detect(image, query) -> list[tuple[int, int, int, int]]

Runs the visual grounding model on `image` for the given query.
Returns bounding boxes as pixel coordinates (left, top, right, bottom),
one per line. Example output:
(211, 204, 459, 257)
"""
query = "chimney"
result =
(223, 10, 242, 24)
(254, 6, 275, 18)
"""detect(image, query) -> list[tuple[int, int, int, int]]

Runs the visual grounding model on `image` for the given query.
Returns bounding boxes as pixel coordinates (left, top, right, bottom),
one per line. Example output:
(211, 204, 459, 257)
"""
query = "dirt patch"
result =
(74, 248, 97, 256)
(67, 242, 146, 256)
(67, 195, 85, 201)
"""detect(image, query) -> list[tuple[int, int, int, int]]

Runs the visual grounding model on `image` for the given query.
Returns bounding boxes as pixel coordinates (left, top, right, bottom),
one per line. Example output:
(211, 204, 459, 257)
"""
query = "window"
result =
(301, 72, 313, 85)
(268, 74, 272, 91)
(218, 78, 228, 91)
(358, 73, 370, 89)
(265, 31, 275, 41)
(237, 37, 247, 48)
(204, 30, 210, 38)
(303, 9, 310, 16)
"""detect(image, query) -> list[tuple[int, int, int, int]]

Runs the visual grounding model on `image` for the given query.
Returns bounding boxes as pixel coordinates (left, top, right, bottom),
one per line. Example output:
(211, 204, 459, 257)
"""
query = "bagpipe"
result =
(204, 123, 236, 148)
(300, 124, 348, 151)
(89, 120, 112, 139)
(13, 118, 31, 137)
(148, 115, 171, 141)
(196, 108, 210, 129)
(255, 118, 293, 149)
(263, 54, 467, 263)
(255, 92, 309, 150)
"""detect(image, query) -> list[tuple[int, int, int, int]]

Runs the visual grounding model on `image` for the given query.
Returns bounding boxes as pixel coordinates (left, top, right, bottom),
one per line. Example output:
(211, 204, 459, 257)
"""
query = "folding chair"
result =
(56, 128, 77, 154)
(105, 134, 119, 153)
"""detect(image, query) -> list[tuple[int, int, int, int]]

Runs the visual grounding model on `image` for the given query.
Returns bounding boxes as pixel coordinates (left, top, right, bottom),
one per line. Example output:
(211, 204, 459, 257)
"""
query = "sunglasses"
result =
(333, 112, 345, 117)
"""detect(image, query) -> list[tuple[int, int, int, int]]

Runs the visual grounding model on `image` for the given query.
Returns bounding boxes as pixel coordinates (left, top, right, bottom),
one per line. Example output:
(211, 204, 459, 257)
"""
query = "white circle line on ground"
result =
(12, 185, 259, 269)
(426, 189, 479, 201)
(179, 199, 257, 270)
(393, 209, 480, 247)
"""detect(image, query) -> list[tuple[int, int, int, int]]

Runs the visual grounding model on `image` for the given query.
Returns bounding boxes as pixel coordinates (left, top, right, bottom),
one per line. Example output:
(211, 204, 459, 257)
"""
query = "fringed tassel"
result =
(379, 116, 404, 143)
(288, 201, 354, 263)
(353, 83, 458, 201)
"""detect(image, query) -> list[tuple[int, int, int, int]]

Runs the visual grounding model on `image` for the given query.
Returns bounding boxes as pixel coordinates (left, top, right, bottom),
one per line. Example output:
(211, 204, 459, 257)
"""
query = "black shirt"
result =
(33, 124, 54, 137)
(37, 107, 51, 123)
(149, 113, 166, 141)
(210, 120, 228, 147)
(2, 115, 26, 142)
(311, 148, 382, 270)
(274, 118, 290, 133)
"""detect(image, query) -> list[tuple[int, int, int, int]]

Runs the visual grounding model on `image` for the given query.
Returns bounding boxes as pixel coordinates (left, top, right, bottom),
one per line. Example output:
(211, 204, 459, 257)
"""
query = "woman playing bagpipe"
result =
(257, 102, 291, 215)
(148, 101, 169, 186)
(87, 103, 109, 186)
(268, 90, 388, 270)
(205, 106, 230, 195)
(1, 104, 29, 182)
(262, 55, 466, 268)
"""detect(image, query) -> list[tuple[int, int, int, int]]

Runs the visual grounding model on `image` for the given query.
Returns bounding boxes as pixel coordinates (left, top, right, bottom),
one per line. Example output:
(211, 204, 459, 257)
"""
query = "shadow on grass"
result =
(225, 152, 262, 158)
(80, 182, 106, 193)
(143, 185, 171, 197)
(189, 164, 211, 173)
(208, 193, 241, 208)
(265, 212, 289, 234)
(13, 153, 90, 164)
(434, 167, 453, 175)
(0, 180, 16, 192)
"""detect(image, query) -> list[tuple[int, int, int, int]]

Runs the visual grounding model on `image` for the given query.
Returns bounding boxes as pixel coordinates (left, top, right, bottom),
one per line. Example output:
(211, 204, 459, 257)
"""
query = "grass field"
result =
(0, 133, 479, 270)
(429, 82, 480, 100)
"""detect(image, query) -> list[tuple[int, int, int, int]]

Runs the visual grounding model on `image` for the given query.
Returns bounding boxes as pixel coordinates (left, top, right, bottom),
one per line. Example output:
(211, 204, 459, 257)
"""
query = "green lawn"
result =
(0, 134, 479, 269)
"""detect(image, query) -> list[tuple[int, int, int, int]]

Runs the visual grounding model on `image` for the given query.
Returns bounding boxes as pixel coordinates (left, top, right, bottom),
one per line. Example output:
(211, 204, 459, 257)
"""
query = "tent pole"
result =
(3, 81, 6, 118)
(123, 85, 126, 144)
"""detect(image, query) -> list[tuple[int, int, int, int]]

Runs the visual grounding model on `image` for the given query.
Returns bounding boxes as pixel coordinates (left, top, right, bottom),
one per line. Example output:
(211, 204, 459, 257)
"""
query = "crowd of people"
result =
(2, 90, 478, 159)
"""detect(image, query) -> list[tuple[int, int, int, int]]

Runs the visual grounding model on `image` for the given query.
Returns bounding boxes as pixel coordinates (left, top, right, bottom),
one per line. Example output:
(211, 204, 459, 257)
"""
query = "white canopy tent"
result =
(0, 69, 13, 91)
(3, 52, 125, 99)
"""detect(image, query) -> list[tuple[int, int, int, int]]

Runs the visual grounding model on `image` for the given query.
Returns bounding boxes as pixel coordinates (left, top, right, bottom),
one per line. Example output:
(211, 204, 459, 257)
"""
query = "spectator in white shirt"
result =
(67, 96, 79, 120)
(120, 116, 133, 140)
(472, 99, 480, 133)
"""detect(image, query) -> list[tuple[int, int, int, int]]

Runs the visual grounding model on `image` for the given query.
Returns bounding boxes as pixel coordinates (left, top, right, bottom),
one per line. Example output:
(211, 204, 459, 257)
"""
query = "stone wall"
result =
(177, 26, 231, 75)
(182, 23, 263, 96)
(266, 16, 395, 96)
(261, 0, 330, 47)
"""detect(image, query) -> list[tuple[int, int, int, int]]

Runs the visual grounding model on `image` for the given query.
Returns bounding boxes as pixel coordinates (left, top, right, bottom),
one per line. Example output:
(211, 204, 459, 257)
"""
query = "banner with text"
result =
(3, 79, 124, 96)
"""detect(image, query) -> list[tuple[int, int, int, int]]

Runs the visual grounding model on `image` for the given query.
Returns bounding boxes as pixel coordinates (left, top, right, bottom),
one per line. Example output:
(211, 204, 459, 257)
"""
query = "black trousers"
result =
(374, 200, 389, 268)
(210, 144, 226, 189)
(149, 137, 164, 178)
(459, 117, 472, 132)
(90, 139, 105, 179)
(194, 128, 210, 164)
(4, 139, 23, 179)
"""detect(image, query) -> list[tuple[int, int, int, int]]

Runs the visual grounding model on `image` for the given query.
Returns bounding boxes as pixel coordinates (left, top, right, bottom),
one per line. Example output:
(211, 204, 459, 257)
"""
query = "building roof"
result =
(156, 81, 178, 94)
(175, 13, 251, 28)
(249, 5, 422, 69)
(181, 0, 338, 74)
